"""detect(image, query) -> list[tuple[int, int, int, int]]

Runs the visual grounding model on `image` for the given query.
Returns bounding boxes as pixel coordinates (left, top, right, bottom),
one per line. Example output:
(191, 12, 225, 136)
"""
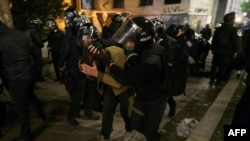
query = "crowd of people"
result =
(0, 6, 249, 141)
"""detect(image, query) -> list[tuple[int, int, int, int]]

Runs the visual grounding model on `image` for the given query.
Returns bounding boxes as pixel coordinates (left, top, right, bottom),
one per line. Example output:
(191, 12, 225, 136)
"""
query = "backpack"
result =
(151, 36, 189, 96)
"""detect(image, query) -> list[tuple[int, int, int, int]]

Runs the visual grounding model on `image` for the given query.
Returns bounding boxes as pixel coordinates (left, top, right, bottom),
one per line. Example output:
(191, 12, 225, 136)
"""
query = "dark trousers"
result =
(85, 80, 102, 112)
(51, 53, 61, 80)
(131, 95, 167, 141)
(168, 96, 176, 109)
(101, 87, 132, 139)
(66, 75, 96, 118)
(31, 48, 43, 81)
(210, 53, 231, 82)
(8, 78, 44, 135)
(200, 42, 210, 70)
(66, 75, 86, 118)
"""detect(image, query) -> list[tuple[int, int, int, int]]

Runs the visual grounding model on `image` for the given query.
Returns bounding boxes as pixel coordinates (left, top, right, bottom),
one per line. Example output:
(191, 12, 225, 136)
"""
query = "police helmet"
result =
(112, 14, 123, 24)
(46, 19, 57, 31)
(28, 18, 43, 29)
(64, 7, 79, 22)
(77, 23, 98, 46)
(151, 18, 167, 33)
(78, 23, 98, 39)
(75, 15, 91, 32)
(112, 16, 155, 50)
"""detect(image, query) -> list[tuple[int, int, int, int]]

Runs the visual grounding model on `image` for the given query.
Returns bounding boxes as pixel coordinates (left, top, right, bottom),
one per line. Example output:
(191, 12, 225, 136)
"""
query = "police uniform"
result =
(47, 29, 64, 81)
(29, 27, 44, 81)
(109, 46, 167, 141)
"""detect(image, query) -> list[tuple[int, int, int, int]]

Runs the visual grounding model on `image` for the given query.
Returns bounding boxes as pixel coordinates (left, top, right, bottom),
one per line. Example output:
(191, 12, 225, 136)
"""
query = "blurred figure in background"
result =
(46, 19, 64, 82)
(26, 18, 45, 82)
(102, 14, 123, 39)
(200, 24, 212, 41)
(210, 12, 241, 86)
(184, 24, 195, 40)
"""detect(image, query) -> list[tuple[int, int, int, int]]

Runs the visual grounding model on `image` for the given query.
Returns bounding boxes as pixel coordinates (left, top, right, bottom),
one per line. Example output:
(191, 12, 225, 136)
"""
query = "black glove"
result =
(87, 39, 105, 55)
(92, 41, 104, 51)
(103, 51, 113, 67)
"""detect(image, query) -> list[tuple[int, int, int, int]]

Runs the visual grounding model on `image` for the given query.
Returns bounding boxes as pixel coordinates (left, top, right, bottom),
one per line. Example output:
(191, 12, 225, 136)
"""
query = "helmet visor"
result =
(112, 18, 141, 45)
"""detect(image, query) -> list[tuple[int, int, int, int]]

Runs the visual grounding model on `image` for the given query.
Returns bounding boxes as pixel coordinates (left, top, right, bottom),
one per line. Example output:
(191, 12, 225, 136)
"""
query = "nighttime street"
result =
(0, 53, 240, 141)
(0, 0, 250, 141)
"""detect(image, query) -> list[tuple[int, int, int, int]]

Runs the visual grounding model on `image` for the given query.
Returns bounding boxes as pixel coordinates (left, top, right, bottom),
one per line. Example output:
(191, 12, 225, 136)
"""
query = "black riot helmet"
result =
(46, 19, 57, 31)
(112, 14, 123, 24)
(112, 16, 155, 50)
(151, 18, 167, 33)
(77, 23, 99, 46)
(64, 7, 79, 23)
(78, 23, 98, 39)
(75, 15, 91, 32)
(28, 18, 43, 29)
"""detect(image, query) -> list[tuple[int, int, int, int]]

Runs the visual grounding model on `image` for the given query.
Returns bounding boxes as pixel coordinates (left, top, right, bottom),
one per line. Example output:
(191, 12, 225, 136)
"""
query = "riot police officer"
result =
(102, 14, 123, 39)
(152, 19, 177, 118)
(46, 19, 64, 81)
(151, 18, 167, 46)
(59, 7, 99, 126)
(76, 23, 103, 118)
(27, 18, 45, 82)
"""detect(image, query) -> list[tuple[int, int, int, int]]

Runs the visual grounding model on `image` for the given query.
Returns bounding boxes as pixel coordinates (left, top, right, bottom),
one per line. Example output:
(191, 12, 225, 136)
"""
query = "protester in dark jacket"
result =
(0, 21, 45, 141)
(210, 12, 241, 85)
